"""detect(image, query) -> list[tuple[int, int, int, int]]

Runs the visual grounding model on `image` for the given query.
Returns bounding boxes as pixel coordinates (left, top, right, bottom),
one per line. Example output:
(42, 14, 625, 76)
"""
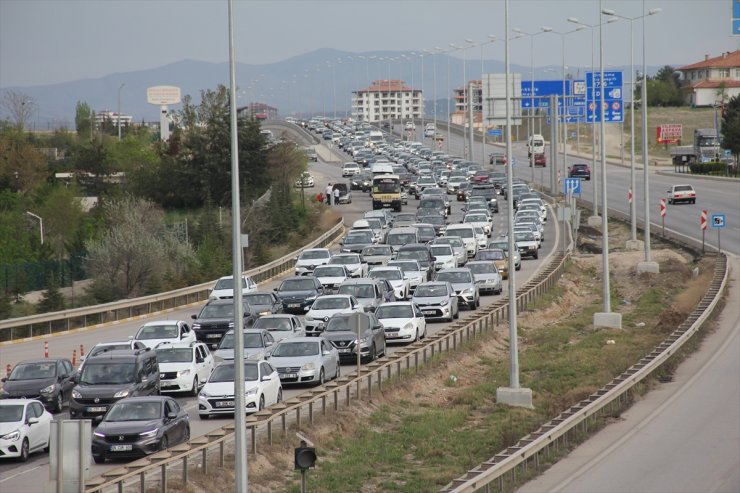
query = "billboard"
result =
(147, 86, 181, 105)
(657, 124, 683, 144)
(481, 73, 522, 126)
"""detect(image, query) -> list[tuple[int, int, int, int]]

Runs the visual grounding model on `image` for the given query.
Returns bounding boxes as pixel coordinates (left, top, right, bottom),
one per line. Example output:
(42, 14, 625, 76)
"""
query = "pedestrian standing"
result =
(333, 187, 340, 205)
(325, 183, 333, 205)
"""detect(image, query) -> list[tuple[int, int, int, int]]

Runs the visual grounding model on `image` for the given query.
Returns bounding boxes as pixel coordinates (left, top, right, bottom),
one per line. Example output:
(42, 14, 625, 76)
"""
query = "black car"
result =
(243, 292, 284, 317)
(468, 185, 500, 213)
(568, 163, 591, 180)
(91, 396, 190, 463)
(69, 349, 160, 420)
(0, 358, 75, 413)
(191, 299, 258, 348)
(340, 229, 375, 254)
(274, 276, 325, 314)
(321, 312, 386, 363)
(349, 172, 372, 192)
(396, 244, 435, 281)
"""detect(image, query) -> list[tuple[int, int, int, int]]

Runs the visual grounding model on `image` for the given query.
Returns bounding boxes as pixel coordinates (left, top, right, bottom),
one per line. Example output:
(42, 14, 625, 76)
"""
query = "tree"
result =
(0, 129, 47, 194)
(37, 273, 65, 313)
(721, 94, 740, 164)
(646, 65, 684, 107)
(36, 184, 86, 261)
(84, 195, 195, 300)
(75, 101, 93, 137)
(0, 90, 36, 130)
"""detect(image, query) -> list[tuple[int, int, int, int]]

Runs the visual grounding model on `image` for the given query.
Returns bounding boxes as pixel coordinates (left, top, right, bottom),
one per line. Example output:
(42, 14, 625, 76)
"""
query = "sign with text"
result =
(734, 0, 740, 35)
(482, 73, 522, 125)
(585, 71, 624, 123)
(657, 124, 683, 144)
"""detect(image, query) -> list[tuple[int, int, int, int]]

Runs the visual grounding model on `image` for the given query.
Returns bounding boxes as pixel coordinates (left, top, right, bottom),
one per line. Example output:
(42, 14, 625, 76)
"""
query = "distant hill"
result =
(0, 48, 662, 129)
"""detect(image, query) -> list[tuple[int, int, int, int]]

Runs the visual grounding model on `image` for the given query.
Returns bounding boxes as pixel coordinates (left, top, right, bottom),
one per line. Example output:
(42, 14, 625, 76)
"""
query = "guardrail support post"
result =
(183, 456, 188, 484)
(267, 420, 273, 445)
(219, 441, 224, 467)
(367, 375, 372, 400)
(160, 464, 167, 493)
(251, 426, 257, 454)
(139, 472, 145, 492)
(296, 408, 301, 429)
(309, 402, 314, 425)
(202, 448, 208, 474)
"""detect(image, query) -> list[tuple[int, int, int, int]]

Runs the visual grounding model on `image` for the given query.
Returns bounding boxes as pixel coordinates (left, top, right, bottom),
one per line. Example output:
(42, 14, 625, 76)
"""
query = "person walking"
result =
(333, 187, 340, 206)
(325, 183, 333, 205)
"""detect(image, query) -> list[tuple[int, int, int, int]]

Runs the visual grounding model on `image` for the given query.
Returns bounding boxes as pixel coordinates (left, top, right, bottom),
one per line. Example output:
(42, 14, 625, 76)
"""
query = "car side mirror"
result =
(167, 411, 177, 420)
(191, 314, 197, 320)
(322, 350, 332, 356)
(0, 377, 6, 383)
(27, 417, 39, 425)
(261, 374, 272, 382)
(93, 415, 104, 424)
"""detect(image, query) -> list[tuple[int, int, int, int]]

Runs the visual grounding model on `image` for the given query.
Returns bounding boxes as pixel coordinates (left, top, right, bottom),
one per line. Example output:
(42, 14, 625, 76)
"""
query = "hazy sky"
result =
(1, 0, 736, 88)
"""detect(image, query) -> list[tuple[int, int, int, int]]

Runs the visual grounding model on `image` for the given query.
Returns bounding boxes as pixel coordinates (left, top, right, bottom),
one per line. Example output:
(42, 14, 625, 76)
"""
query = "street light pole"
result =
(117, 83, 124, 141)
(466, 39, 476, 160)
(26, 211, 43, 245)
(480, 35, 496, 166)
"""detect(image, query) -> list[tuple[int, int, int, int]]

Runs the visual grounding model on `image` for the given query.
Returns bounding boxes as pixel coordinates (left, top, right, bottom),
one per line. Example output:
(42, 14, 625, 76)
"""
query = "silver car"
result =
(361, 245, 395, 267)
(213, 328, 275, 361)
(411, 281, 459, 322)
(267, 337, 340, 386)
(434, 268, 480, 310)
(251, 314, 305, 342)
(465, 260, 503, 295)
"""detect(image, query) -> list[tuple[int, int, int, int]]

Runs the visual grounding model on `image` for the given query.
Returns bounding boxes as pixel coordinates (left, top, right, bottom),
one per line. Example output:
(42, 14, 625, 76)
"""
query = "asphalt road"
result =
(0, 133, 559, 491)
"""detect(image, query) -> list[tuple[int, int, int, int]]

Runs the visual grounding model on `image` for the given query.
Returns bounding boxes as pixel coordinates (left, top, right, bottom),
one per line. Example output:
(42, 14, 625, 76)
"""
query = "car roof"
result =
(276, 337, 322, 344)
(15, 358, 69, 366)
(438, 268, 472, 273)
(0, 399, 43, 406)
(140, 320, 183, 326)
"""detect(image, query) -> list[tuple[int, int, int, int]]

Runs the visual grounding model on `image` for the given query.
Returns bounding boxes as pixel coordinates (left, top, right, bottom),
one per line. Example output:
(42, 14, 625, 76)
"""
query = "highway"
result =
(0, 130, 559, 492)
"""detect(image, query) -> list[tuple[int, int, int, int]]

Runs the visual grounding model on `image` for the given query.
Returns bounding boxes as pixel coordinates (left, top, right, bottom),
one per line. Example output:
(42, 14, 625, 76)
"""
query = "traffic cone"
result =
(72, 349, 77, 367)
(5, 364, 10, 378)
(44, 341, 49, 358)
(80, 344, 85, 358)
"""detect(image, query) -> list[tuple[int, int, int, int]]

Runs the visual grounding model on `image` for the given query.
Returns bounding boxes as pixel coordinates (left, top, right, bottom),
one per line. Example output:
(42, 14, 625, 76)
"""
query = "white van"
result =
(371, 162, 394, 177)
(527, 134, 545, 157)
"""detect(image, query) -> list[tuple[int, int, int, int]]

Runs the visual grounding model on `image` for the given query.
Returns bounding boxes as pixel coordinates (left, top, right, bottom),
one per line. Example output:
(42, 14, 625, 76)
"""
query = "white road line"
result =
(0, 464, 47, 483)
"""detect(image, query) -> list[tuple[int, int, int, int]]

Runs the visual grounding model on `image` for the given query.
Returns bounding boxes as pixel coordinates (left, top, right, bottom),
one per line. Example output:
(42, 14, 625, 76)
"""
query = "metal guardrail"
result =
(0, 219, 345, 343)
(83, 249, 570, 492)
(440, 252, 729, 492)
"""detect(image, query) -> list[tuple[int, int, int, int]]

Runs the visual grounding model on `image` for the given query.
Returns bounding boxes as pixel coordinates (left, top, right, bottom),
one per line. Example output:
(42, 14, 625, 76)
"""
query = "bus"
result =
(372, 175, 402, 212)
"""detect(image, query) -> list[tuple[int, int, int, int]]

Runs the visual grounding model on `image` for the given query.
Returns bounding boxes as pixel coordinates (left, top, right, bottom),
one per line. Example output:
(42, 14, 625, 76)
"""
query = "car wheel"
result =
(414, 328, 419, 343)
(259, 395, 265, 411)
(468, 301, 476, 310)
(370, 343, 377, 362)
(160, 435, 168, 451)
(183, 426, 190, 442)
(335, 363, 341, 379)
(199, 414, 210, 420)
(276, 389, 283, 403)
(318, 368, 325, 386)
(19, 438, 29, 462)
(453, 307, 459, 320)
(93, 455, 106, 464)
(53, 392, 63, 413)
(534, 252, 539, 259)
(190, 377, 199, 397)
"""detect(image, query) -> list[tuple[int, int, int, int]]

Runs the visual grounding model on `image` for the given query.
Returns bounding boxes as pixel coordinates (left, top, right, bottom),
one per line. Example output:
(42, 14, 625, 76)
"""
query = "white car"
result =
(463, 212, 493, 237)
(445, 224, 478, 258)
(252, 314, 306, 342)
(473, 226, 488, 250)
(294, 248, 332, 276)
(0, 399, 52, 461)
(328, 253, 368, 278)
(133, 320, 197, 349)
(312, 265, 351, 293)
(375, 302, 427, 344)
(304, 294, 362, 335)
(368, 266, 411, 301)
(209, 275, 258, 300)
(387, 260, 425, 292)
(342, 162, 362, 177)
(267, 337, 340, 386)
(428, 244, 457, 270)
(155, 342, 215, 395)
(213, 328, 276, 361)
(667, 184, 696, 204)
(198, 360, 282, 418)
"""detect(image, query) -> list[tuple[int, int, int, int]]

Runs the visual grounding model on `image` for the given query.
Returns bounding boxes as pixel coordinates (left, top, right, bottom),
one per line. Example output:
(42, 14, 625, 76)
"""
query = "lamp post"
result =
(117, 83, 124, 141)
(26, 211, 43, 245)
(602, 7, 661, 251)
(465, 38, 476, 160)
(480, 35, 496, 166)
(445, 47, 454, 153)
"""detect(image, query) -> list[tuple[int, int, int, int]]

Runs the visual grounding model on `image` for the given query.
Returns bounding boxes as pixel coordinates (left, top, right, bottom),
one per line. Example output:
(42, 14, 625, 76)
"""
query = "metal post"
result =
(598, 0, 612, 315)
(117, 83, 124, 141)
(641, 0, 653, 265)
(561, 35, 568, 198)
(227, 0, 248, 490)
(468, 81, 475, 160)
(591, 26, 599, 216)
(628, 19, 637, 242)
(446, 48, 451, 152)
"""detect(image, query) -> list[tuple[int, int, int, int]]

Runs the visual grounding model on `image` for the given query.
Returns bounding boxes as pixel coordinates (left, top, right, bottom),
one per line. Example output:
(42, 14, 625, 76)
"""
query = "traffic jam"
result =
(0, 118, 552, 467)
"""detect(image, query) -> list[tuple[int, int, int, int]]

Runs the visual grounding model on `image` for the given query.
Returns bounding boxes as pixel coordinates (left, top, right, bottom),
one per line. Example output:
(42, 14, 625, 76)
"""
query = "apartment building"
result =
(352, 80, 423, 122)
(678, 50, 740, 107)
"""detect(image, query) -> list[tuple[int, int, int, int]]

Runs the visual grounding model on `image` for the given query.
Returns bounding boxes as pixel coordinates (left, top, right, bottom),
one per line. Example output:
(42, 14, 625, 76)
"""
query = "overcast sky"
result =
(1, 0, 736, 89)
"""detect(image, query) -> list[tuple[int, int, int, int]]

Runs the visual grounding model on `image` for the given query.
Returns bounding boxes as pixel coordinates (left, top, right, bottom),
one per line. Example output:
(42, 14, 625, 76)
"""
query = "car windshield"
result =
(479, 250, 505, 260)
(397, 249, 428, 262)
(80, 363, 135, 385)
(420, 215, 444, 226)
(363, 246, 391, 256)
(414, 285, 448, 297)
(436, 238, 463, 248)
(0, 405, 24, 422)
(271, 341, 320, 357)
(366, 219, 383, 230)
(337, 284, 375, 298)
(312, 297, 350, 310)
(213, 278, 247, 290)
(314, 266, 346, 277)
(674, 185, 693, 191)
(209, 363, 259, 382)
(436, 272, 472, 283)
(245, 294, 273, 305)
(105, 401, 161, 422)
(88, 344, 130, 358)
(330, 255, 360, 265)
(376, 305, 414, 319)
(447, 228, 474, 239)
(489, 242, 509, 252)
(253, 317, 294, 332)
(155, 348, 192, 363)
(136, 324, 179, 340)
(299, 250, 329, 260)
(8, 362, 57, 380)
(388, 261, 419, 272)
(324, 317, 354, 332)
(468, 263, 497, 274)
(218, 333, 265, 350)
(369, 269, 402, 281)
(346, 232, 373, 244)
(515, 232, 535, 242)
(280, 279, 316, 291)
(388, 233, 418, 245)
(465, 215, 488, 223)
(416, 226, 435, 237)
(430, 246, 453, 256)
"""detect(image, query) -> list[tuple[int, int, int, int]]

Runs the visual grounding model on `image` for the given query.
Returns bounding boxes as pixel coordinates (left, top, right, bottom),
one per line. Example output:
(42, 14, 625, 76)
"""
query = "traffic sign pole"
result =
(659, 198, 667, 238)
(700, 210, 707, 253)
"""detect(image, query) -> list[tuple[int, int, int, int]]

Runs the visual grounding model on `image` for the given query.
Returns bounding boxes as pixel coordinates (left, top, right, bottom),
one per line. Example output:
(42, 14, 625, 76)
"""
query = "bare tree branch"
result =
(1, 90, 36, 129)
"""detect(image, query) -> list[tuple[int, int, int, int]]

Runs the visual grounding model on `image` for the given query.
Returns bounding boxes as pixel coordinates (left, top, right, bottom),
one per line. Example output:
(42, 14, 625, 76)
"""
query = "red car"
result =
(534, 154, 546, 167)
(472, 171, 491, 183)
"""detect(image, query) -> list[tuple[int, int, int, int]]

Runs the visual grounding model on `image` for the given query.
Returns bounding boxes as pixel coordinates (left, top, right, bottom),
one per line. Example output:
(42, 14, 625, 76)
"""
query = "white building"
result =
(95, 110, 133, 126)
(678, 50, 740, 107)
(352, 80, 423, 122)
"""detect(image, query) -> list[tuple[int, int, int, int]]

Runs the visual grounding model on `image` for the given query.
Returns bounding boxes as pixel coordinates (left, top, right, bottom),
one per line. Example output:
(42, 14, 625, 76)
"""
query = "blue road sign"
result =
(585, 71, 623, 123)
(734, 0, 740, 35)
(521, 80, 586, 108)
(711, 214, 726, 228)
(488, 128, 502, 136)
(564, 177, 581, 196)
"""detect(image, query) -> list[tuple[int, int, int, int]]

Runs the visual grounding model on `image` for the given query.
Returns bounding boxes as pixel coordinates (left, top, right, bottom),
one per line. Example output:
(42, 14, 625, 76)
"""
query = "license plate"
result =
(386, 332, 399, 338)
(110, 444, 132, 452)
(423, 310, 436, 315)
(87, 406, 107, 413)
(337, 348, 352, 354)
(288, 303, 300, 308)
(207, 333, 221, 338)
(215, 401, 234, 408)
(280, 373, 297, 380)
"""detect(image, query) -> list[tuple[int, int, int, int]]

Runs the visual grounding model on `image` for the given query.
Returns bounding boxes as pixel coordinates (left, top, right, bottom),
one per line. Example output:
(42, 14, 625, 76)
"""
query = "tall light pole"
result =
(465, 38, 476, 160)
(226, 0, 248, 490)
(512, 29, 548, 185)
(445, 47, 455, 153)
(496, 0, 532, 409)
(602, 7, 662, 250)
(26, 211, 43, 245)
(117, 83, 124, 141)
(480, 35, 496, 166)
(433, 48, 441, 146)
